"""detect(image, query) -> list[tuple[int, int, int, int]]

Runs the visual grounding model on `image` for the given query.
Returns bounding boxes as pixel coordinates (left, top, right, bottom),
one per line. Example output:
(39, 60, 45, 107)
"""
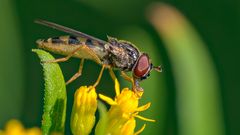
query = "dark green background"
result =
(0, 0, 239, 135)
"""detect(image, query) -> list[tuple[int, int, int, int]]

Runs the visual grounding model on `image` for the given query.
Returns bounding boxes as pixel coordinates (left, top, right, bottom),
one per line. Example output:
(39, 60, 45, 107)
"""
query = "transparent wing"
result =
(74, 45, 102, 64)
(35, 19, 107, 45)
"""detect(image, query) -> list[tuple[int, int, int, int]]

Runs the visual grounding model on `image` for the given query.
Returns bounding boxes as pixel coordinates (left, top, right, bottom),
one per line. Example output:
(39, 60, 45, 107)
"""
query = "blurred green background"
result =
(0, 0, 239, 135)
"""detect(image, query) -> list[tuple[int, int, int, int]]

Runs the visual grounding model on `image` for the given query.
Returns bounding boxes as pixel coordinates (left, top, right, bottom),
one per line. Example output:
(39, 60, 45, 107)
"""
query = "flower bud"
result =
(71, 86, 97, 135)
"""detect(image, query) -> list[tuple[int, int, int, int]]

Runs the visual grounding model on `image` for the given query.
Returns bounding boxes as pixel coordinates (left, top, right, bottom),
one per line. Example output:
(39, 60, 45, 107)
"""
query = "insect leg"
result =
(93, 65, 105, 87)
(66, 59, 85, 85)
(121, 71, 143, 96)
(133, 78, 144, 93)
(109, 68, 117, 81)
(120, 71, 134, 84)
(43, 47, 82, 63)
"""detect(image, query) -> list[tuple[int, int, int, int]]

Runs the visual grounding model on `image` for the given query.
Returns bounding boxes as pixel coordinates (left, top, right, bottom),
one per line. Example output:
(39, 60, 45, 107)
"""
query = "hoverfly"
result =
(35, 19, 162, 93)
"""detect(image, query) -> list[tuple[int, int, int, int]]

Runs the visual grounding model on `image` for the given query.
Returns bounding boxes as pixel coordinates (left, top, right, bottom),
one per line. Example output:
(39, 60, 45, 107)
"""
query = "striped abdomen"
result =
(36, 35, 107, 64)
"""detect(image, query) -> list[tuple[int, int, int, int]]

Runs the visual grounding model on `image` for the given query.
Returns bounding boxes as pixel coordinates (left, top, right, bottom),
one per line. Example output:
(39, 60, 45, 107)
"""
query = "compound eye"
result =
(134, 54, 150, 79)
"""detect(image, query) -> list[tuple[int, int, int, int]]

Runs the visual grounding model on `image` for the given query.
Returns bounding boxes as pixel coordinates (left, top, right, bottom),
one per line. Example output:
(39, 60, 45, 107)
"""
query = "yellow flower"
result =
(121, 118, 146, 135)
(0, 119, 41, 135)
(70, 66, 105, 135)
(96, 71, 155, 135)
(70, 86, 97, 135)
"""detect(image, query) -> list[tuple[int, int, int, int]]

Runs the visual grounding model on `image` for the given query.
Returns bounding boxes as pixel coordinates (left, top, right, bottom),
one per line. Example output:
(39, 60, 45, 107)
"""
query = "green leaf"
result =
(0, 0, 24, 125)
(95, 101, 108, 135)
(32, 49, 67, 135)
(149, 3, 224, 135)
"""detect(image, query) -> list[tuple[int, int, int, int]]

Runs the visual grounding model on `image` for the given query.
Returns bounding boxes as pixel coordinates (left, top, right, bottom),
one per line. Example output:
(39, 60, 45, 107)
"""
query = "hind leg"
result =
(66, 59, 85, 85)
(43, 47, 81, 63)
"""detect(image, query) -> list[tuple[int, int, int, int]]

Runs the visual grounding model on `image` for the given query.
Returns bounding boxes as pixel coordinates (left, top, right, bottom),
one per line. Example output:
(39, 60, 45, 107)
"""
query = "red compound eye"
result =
(133, 54, 150, 79)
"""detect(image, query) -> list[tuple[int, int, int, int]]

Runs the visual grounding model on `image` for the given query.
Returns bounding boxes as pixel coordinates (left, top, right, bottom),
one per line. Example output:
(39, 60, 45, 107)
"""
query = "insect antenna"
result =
(153, 65, 162, 72)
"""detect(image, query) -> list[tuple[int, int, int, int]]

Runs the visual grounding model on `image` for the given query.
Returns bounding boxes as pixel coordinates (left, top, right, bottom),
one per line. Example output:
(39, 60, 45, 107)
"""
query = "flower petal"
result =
(135, 102, 151, 112)
(121, 118, 136, 135)
(99, 94, 117, 105)
(134, 124, 146, 135)
(114, 78, 120, 96)
(135, 115, 156, 122)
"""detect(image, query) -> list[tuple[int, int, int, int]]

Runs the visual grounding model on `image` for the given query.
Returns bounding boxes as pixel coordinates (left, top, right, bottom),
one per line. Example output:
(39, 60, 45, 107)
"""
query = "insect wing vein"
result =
(35, 19, 107, 45)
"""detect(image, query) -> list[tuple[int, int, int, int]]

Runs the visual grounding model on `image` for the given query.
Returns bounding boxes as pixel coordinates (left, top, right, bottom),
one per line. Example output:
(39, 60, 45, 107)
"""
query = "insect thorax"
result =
(103, 37, 140, 71)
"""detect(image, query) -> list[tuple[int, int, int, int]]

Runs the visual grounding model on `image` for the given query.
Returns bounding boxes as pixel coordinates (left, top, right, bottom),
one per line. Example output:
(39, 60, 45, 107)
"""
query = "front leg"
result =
(121, 71, 144, 96)
(120, 71, 134, 84)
